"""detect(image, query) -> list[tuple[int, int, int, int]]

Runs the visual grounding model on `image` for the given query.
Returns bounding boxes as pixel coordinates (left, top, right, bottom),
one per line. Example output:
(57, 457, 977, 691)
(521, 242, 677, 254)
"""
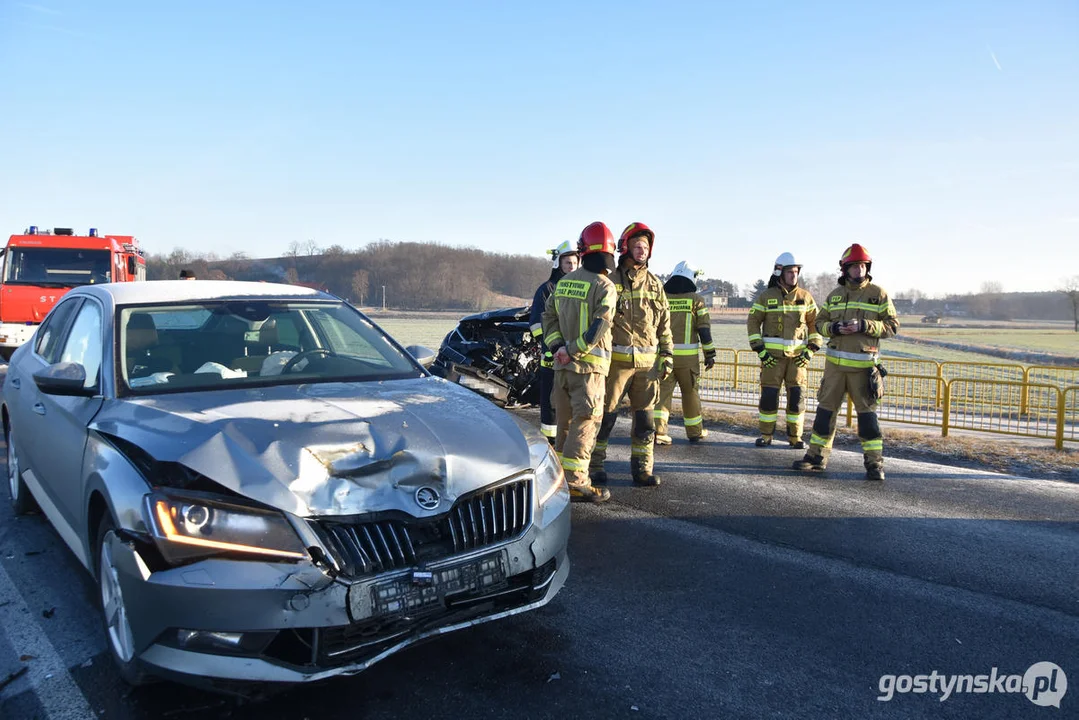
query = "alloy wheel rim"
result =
(100, 537, 135, 662)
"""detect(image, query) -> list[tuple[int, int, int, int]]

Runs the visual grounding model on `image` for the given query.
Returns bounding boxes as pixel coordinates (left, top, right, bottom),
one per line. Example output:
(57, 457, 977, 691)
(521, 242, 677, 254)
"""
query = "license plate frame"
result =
(348, 552, 507, 622)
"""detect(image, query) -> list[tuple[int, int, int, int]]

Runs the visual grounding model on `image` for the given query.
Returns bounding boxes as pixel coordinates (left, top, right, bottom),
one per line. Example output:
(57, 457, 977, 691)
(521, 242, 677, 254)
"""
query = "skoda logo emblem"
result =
(415, 487, 440, 510)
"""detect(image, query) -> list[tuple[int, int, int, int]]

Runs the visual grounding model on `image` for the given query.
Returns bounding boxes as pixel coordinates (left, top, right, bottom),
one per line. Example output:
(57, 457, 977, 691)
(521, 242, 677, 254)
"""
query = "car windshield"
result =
(3, 248, 112, 287)
(119, 299, 422, 394)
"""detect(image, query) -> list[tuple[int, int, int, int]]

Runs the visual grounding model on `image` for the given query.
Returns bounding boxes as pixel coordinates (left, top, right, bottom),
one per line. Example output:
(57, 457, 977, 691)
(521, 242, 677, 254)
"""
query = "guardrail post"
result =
(941, 380, 951, 438)
(935, 362, 943, 409)
(845, 399, 853, 428)
(1057, 388, 1065, 450)
(1021, 366, 1031, 417)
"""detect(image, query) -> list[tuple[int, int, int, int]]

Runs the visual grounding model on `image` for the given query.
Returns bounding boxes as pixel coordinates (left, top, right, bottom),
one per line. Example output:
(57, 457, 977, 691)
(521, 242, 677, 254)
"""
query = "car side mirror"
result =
(33, 362, 97, 397)
(405, 345, 437, 369)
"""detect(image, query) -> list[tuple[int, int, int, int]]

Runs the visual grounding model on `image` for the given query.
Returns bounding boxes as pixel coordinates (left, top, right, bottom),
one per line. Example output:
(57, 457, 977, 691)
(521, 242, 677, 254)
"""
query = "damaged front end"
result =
(430, 306, 541, 407)
(110, 478, 569, 688)
(97, 415, 571, 690)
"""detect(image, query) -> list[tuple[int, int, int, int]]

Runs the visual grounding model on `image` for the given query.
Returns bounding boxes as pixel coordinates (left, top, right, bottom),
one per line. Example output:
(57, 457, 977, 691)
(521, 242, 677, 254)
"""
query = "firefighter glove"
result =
(795, 348, 813, 368)
(703, 350, 716, 370)
(649, 355, 674, 381)
(758, 349, 777, 368)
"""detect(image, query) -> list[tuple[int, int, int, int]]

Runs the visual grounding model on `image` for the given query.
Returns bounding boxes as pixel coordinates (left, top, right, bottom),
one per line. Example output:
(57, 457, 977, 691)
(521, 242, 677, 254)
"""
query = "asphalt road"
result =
(2, 406, 1077, 719)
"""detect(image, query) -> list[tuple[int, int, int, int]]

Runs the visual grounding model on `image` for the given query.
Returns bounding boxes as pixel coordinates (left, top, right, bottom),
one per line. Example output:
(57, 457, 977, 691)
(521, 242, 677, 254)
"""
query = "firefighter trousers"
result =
(553, 370, 606, 488)
(805, 365, 884, 470)
(655, 362, 704, 439)
(759, 357, 808, 442)
(590, 361, 659, 477)
(538, 366, 556, 442)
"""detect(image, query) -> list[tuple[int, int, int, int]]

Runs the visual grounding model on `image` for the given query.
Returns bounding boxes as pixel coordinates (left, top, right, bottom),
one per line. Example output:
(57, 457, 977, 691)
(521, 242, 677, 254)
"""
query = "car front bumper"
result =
(111, 500, 570, 685)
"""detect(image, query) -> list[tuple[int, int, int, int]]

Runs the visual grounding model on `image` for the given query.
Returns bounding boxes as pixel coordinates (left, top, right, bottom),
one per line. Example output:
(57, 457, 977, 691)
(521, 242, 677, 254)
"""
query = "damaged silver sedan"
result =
(2, 281, 570, 690)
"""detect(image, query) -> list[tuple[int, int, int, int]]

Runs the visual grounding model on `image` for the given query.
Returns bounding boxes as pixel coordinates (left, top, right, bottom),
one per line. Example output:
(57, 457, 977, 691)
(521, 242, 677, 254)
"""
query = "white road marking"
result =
(0, 559, 96, 719)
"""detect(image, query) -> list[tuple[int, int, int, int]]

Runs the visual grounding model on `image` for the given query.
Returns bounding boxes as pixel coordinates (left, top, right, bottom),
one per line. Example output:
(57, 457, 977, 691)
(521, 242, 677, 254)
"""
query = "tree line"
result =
(146, 242, 552, 310)
(748, 273, 1079, 326)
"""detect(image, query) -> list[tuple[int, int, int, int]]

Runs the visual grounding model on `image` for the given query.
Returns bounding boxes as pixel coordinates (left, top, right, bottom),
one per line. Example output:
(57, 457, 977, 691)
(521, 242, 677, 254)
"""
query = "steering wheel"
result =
(281, 348, 336, 374)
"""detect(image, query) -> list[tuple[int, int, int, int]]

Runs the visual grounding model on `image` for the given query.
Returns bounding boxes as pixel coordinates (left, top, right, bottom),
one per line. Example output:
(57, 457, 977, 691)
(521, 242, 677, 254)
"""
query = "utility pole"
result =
(382, 285, 386, 310)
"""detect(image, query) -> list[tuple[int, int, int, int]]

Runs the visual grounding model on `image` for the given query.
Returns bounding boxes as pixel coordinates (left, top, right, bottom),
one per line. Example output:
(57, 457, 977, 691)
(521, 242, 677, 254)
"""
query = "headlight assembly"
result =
(147, 492, 308, 564)
(533, 442, 568, 507)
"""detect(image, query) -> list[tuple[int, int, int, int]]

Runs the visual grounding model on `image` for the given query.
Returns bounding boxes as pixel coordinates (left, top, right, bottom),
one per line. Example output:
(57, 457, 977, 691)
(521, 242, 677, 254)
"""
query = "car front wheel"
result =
(96, 517, 152, 686)
(6, 425, 37, 515)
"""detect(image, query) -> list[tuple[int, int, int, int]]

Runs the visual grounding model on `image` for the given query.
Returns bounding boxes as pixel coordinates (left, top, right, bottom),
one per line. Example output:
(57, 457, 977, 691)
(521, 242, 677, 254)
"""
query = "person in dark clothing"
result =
(529, 240, 580, 443)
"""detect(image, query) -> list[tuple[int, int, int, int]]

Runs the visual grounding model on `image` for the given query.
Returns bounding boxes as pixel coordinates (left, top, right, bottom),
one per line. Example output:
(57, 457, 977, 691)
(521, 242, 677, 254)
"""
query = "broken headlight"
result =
(533, 442, 568, 507)
(146, 491, 308, 564)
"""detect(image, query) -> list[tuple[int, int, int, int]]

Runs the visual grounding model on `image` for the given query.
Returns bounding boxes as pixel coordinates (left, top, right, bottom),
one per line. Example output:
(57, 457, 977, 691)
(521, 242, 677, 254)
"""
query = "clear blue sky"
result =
(2, 0, 1076, 297)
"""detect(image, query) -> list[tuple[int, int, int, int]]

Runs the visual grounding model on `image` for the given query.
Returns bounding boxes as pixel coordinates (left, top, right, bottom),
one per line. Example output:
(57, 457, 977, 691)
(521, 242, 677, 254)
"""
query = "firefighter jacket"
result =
(815, 278, 899, 372)
(747, 284, 823, 357)
(608, 262, 673, 369)
(529, 279, 556, 369)
(667, 292, 715, 366)
(541, 267, 617, 375)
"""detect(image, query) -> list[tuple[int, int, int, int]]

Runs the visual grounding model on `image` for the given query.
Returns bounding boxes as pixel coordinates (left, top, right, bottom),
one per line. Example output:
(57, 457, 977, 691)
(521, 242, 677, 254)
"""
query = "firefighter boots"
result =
(792, 454, 826, 472)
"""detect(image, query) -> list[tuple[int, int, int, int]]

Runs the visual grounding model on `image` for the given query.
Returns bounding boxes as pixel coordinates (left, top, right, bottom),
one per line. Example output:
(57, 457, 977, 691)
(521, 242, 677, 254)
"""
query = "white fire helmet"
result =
(772, 252, 801, 277)
(550, 239, 578, 269)
(671, 261, 704, 282)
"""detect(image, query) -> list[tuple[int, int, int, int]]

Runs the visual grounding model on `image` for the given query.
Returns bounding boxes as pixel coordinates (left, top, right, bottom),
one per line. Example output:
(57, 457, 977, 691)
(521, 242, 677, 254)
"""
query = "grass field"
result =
(365, 309, 1078, 368)
(899, 326, 1079, 355)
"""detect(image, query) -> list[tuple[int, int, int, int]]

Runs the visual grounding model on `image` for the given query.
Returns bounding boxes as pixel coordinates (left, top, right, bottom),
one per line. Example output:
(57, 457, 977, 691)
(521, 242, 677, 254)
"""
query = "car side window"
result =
(35, 298, 83, 364)
(59, 302, 103, 389)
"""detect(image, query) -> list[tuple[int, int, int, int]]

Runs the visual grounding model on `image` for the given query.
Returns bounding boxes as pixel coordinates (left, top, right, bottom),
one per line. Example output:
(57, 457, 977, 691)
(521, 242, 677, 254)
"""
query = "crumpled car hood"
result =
(91, 377, 533, 517)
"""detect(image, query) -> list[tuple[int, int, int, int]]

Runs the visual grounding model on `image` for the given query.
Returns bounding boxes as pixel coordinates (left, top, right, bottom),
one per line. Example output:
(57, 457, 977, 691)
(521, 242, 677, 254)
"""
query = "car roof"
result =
(69, 280, 332, 306)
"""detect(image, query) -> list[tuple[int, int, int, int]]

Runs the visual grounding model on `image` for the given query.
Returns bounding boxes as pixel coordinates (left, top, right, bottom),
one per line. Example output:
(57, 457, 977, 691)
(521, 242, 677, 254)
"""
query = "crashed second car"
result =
(2, 280, 570, 689)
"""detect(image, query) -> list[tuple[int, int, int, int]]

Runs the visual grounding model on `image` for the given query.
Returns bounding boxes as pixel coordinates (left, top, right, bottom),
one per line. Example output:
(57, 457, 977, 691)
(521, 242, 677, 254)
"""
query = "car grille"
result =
(319, 478, 533, 578)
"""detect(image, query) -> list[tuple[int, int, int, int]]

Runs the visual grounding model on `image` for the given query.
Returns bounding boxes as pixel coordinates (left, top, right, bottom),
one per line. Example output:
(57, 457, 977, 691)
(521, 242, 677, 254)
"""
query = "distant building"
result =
(701, 292, 729, 308)
(893, 298, 915, 314)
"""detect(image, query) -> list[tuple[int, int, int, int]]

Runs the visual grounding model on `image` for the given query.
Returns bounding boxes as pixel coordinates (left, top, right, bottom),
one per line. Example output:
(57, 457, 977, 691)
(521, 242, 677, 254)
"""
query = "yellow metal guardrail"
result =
(691, 349, 1078, 449)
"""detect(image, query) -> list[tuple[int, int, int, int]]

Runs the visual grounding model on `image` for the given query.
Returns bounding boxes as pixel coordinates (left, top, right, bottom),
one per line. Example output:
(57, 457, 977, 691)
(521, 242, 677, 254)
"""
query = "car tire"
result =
(95, 516, 153, 686)
(6, 425, 38, 515)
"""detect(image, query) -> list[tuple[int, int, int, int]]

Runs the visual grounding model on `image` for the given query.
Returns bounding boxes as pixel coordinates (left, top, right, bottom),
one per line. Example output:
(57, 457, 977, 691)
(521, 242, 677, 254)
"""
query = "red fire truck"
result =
(0, 226, 146, 359)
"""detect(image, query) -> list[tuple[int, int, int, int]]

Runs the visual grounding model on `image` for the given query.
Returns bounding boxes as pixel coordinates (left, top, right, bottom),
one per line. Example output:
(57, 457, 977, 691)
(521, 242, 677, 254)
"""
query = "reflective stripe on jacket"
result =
(747, 285, 822, 357)
(816, 279, 899, 371)
(541, 268, 617, 374)
(609, 263, 672, 368)
(667, 292, 713, 360)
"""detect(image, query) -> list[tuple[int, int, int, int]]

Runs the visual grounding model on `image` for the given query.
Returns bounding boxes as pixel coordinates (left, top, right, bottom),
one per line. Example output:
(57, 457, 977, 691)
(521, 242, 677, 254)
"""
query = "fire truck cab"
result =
(0, 226, 146, 359)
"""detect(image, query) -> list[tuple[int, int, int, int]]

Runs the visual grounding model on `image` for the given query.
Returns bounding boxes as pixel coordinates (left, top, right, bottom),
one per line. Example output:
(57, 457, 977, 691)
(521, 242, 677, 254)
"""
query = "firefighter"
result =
(541, 222, 618, 503)
(655, 261, 715, 444)
(529, 240, 580, 444)
(589, 222, 673, 487)
(793, 244, 899, 481)
(747, 252, 822, 448)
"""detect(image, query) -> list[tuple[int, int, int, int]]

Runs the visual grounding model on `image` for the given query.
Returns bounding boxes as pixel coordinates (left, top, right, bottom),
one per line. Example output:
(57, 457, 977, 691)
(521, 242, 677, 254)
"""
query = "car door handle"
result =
(9, 377, 19, 390)
(32, 403, 45, 416)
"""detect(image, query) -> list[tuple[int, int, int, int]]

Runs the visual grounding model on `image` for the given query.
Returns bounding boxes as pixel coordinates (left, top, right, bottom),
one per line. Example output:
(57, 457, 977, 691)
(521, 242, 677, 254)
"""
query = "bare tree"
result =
(302, 239, 320, 256)
(351, 270, 370, 306)
(1063, 276, 1079, 332)
(803, 271, 837, 306)
(980, 281, 1003, 295)
(284, 241, 302, 258)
